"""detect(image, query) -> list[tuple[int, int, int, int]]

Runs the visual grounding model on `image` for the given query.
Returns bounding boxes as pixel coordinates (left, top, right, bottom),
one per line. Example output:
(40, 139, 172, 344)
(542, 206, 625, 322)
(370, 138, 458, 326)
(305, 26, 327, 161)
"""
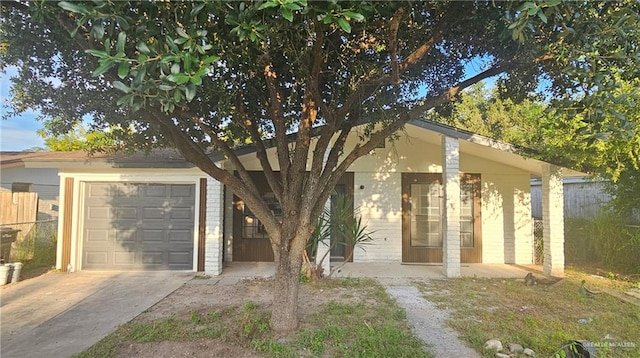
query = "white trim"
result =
(55, 174, 67, 270)
(66, 171, 205, 271)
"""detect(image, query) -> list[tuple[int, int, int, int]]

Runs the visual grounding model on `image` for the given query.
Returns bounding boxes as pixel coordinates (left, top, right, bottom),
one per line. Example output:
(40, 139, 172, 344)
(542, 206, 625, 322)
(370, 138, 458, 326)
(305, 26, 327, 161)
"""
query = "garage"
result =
(82, 182, 196, 270)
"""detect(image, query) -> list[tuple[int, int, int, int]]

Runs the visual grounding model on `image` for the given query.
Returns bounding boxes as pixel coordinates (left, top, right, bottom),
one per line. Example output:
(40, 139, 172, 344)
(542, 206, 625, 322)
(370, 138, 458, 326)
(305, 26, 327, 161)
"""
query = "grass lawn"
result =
(417, 270, 640, 358)
(70, 269, 640, 358)
(73, 278, 430, 358)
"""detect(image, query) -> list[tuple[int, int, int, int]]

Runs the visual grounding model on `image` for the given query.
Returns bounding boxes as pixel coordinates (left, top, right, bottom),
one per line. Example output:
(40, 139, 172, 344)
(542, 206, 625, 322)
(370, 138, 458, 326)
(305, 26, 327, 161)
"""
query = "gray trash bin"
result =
(0, 228, 20, 264)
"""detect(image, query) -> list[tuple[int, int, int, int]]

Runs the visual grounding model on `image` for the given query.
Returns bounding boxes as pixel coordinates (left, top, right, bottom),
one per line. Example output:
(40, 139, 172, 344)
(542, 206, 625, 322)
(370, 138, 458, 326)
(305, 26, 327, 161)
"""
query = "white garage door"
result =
(82, 182, 195, 270)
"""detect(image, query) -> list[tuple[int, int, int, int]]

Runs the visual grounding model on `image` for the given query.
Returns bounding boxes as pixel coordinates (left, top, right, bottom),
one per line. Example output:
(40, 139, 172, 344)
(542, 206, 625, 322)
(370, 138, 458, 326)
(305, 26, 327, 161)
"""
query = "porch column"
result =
(542, 164, 565, 277)
(204, 176, 224, 275)
(442, 136, 461, 278)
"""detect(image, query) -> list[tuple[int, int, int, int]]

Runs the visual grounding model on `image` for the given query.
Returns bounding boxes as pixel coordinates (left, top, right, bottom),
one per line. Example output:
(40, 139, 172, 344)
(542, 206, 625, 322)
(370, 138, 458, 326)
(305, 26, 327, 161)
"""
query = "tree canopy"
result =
(2, 0, 639, 331)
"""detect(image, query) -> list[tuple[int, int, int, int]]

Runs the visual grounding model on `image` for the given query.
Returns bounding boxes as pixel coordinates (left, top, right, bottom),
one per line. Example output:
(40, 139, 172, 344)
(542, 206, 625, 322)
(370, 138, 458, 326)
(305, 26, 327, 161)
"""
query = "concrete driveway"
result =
(0, 271, 193, 358)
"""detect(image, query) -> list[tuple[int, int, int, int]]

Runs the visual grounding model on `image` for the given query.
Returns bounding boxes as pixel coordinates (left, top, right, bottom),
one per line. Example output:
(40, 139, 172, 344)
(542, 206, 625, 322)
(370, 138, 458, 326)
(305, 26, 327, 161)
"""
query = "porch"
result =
(219, 261, 539, 279)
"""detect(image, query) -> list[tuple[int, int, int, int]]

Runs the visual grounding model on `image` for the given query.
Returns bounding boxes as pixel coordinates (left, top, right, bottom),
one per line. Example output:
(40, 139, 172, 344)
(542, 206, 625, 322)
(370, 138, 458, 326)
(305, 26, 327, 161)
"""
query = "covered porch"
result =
(219, 261, 539, 279)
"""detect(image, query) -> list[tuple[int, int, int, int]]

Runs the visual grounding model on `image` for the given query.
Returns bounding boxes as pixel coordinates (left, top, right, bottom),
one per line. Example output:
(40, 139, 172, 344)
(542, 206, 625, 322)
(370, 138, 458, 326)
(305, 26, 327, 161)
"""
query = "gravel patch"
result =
(381, 278, 480, 358)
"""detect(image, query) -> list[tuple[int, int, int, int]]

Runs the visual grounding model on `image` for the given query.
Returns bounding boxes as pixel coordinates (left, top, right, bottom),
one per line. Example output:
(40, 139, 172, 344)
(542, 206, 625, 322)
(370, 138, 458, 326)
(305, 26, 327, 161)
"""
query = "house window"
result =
(241, 192, 282, 239)
(410, 182, 442, 247)
(11, 182, 32, 192)
(460, 182, 475, 248)
(409, 176, 478, 248)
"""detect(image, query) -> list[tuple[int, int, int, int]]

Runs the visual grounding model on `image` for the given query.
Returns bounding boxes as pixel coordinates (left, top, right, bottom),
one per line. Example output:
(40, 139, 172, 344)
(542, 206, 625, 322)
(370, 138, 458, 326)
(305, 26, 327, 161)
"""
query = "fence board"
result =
(0, 192, 39, 243)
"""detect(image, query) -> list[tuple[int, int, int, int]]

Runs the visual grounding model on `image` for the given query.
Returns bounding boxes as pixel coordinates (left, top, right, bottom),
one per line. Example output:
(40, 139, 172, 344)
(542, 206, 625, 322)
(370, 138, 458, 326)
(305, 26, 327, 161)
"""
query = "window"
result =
(460, 182, 475, 248)
(11, 182, 31, 192)
(410, 182, 442, 247)
(241, 192, 282, 239)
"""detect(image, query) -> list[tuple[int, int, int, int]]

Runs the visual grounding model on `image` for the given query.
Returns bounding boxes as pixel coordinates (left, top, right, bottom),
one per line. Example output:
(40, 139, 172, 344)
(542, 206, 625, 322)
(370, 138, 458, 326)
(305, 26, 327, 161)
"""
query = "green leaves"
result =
(112, 81, 131, 94)
(167, 73, 190, 85)
(117, 61, 130, 79)
(58, 2, 90, 15)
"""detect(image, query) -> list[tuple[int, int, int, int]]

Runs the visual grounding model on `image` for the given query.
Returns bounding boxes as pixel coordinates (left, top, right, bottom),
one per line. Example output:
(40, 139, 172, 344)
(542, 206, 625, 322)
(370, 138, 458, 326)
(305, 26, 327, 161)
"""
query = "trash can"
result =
(0, 264, 10, 285)
(10, 262, 23, 283)
(0, 228, 20, 264)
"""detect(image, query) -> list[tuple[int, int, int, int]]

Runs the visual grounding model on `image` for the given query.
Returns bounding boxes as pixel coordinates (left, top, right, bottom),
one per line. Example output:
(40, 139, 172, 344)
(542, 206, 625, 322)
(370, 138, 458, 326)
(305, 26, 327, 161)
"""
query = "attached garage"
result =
(82, 182, 196, 270)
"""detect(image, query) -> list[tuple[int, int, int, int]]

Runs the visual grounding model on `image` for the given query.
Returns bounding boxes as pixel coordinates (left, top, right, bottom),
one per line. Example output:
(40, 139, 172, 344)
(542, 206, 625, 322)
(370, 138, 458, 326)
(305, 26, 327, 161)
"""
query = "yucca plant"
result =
(303, 194, 374, 280)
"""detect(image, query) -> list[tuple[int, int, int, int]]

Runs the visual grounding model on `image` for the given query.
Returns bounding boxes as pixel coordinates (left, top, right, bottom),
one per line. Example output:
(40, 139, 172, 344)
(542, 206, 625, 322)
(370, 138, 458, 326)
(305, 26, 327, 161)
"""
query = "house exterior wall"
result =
(343, 134, 534, 265)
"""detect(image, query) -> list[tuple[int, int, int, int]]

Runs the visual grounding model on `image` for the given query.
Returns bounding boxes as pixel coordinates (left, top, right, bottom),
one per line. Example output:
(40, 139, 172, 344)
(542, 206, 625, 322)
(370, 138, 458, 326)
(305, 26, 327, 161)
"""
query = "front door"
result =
(402, 173, 482, 263)
(232, 172, 275, 262)
(233, 171, 354, 262)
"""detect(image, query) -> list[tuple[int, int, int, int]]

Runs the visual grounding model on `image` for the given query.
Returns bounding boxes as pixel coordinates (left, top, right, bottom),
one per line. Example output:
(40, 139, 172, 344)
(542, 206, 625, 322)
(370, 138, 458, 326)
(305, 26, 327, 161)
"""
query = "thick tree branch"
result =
(336, 2, 462, 120)
(388, 7, 405, 84)
(232, 95, 283, 203)
(175, 109, 281, 231)
(308, 28, 336, 190)
(262, 58, 291, 178)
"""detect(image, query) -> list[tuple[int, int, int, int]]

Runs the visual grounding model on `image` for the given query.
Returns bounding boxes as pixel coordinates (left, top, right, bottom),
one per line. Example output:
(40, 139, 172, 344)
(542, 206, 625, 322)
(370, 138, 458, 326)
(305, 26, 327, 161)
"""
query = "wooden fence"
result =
(0, 192, 39, 243)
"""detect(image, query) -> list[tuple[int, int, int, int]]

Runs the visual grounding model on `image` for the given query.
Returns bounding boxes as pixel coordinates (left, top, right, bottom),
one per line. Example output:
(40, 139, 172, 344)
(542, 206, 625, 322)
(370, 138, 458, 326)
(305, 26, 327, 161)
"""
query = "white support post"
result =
(442, 136, 461, 277)
(205, 176, 224, 275)
(542, 164, 565, 277)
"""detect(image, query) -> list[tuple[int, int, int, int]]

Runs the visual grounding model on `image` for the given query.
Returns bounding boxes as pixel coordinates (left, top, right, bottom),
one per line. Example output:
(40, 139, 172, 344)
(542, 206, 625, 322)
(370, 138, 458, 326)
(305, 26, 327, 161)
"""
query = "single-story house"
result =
(19, 120, 584, 277)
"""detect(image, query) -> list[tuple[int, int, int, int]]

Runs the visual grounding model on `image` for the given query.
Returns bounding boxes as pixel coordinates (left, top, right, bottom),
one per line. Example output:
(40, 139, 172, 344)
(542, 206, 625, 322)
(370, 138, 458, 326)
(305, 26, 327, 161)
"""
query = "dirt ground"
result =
(113, 276, 361, 358)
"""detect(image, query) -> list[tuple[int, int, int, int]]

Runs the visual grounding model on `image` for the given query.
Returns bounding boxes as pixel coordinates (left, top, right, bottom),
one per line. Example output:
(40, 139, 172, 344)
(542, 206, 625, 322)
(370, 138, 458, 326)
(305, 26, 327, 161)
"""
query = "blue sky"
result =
(1, 67, 46, 151)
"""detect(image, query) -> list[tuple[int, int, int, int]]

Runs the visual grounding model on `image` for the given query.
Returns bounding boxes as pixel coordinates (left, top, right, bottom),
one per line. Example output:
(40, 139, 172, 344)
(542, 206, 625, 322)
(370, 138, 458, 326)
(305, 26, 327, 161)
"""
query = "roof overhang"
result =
(406, 120, 587, 178)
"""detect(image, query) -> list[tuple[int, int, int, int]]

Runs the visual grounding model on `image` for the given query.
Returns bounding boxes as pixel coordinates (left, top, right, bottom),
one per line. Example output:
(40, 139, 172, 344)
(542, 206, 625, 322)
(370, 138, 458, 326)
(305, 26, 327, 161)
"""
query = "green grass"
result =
(73, 278, 431, 358)
(417, 274, 640, 358)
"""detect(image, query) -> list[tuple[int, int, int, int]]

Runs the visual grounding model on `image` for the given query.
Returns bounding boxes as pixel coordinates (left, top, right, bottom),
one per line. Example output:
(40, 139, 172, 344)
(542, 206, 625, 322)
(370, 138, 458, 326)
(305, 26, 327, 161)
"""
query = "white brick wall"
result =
(480, 173, 533, 264)
(343, 133, 536, 267)
(205, 177, 224, 275)
(353, 172, 403, 262)
(442, 136, 461, 277)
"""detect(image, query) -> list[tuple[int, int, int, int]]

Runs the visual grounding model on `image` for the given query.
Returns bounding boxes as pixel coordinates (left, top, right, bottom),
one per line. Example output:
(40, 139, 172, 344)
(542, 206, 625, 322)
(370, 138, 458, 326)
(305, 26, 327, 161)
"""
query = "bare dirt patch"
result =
(95, 276, 402, 358)
(115, 339, 263, 358)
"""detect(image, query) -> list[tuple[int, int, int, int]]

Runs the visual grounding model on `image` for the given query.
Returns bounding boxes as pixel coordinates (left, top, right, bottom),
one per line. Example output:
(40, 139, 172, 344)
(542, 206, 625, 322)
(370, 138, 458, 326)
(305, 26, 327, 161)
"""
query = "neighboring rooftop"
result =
(0, 149, 194, 169)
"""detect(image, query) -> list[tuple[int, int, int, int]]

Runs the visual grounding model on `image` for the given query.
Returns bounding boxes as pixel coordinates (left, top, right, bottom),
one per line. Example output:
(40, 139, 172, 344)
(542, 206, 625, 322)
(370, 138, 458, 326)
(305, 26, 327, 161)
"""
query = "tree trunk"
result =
(271, 242, 304, 332)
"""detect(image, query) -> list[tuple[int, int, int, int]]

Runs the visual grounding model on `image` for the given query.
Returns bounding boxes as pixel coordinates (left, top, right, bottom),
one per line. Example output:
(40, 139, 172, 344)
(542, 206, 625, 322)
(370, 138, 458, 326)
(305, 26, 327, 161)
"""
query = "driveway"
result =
(0, 271, 193, 358)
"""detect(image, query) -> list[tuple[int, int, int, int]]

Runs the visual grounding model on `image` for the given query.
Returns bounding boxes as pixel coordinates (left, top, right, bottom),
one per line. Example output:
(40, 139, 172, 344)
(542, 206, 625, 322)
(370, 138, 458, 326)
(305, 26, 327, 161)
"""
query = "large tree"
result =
(2, 1, 639, 331)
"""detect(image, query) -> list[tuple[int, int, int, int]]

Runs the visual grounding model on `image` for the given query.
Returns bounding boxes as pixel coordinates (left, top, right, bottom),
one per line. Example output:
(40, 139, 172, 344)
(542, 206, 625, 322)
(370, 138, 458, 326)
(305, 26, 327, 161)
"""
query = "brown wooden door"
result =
(402, 173, 443, 263)
(232, 172, 275, 262)
(402, 173, 482, 263)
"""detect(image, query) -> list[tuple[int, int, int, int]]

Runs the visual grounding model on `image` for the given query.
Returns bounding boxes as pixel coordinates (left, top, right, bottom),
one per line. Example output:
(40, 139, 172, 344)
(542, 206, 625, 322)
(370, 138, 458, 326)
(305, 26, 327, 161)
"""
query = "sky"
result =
(1, 67, 46, 151)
